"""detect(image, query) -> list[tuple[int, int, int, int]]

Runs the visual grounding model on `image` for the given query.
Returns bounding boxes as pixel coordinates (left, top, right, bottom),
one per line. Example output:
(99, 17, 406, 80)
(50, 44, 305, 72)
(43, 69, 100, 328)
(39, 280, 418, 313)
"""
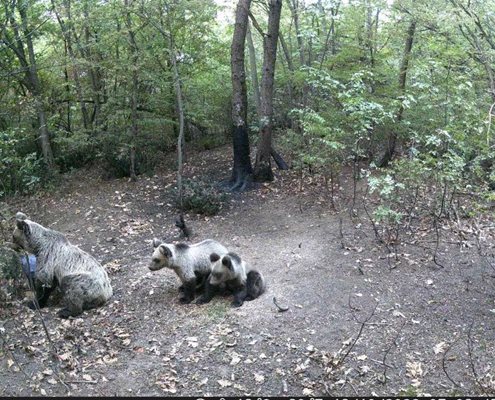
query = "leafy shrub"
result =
(53, 132, 96, 173)
(0, 247, 27, 304)
(194, 133, 227, 151)
(176, 179, 228, 216)
(0, 129, 43, 198)
(97, 131, 164, 178)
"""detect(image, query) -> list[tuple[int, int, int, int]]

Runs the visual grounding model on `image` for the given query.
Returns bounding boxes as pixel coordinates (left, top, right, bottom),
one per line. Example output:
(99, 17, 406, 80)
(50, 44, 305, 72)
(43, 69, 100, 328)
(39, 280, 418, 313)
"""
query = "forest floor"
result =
(1, 144, 495, 397)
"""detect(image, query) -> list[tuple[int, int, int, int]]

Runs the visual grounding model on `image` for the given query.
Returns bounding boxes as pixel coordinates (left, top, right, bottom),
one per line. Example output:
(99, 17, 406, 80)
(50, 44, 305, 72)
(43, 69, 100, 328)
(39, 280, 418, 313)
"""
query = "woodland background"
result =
(1, 0, 495, 198)
(1, 0, 495, 396)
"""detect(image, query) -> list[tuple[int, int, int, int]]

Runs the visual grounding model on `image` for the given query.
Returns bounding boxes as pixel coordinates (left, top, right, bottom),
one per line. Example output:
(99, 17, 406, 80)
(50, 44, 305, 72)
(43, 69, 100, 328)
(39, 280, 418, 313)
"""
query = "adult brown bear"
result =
(12, 212, 113, 318)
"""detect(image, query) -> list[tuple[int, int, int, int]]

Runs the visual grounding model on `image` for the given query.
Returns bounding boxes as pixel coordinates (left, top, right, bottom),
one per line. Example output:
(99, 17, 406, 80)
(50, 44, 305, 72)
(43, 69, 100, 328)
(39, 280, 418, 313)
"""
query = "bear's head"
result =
(209, 252, 239, 285)
(12, 212, 33, 252)
(149, 238, 174, 271)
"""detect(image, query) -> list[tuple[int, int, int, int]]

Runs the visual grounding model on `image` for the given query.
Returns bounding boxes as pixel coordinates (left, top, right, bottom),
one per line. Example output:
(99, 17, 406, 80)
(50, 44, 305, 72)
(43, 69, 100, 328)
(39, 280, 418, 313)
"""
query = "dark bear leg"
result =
(231, 285, 248, 308)
(245, 271, 264, 301)
(28, 280, 57, 310)
(195, 277, 220, 305)
(178, 279, 196, 304)
(58, 296, 84, 318)
(57, 274, 99, 318)
(194, 271, 208, 291)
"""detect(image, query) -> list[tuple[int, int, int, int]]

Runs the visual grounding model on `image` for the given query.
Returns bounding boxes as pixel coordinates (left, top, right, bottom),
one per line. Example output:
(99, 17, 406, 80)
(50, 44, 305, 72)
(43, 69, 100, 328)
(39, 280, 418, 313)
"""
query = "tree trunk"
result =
(52, 0, 90, 132)
(124, 0, 139, 180)
(16, 1, 55, 169)
(246, 23, 261, 118)
(253, 0, 283, 182)
(378, 20, 416, 168)
(82, 0, 103, 132)
(229, 0, 253, 191)
(168, 31, 185, 212)
(287, 0, 304, 67)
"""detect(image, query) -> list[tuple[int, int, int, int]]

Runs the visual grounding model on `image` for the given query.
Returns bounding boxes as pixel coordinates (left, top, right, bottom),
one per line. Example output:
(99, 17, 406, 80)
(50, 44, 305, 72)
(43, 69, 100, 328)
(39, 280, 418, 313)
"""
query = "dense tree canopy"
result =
(1, 0, 494, 197)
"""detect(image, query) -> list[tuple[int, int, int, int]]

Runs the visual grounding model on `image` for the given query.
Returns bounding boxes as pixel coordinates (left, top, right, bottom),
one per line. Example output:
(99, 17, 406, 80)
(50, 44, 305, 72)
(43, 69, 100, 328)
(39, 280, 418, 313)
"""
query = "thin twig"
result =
(380, 321, 405, 384)
(442, 336, 461, 388)
(368, 357, 394, 369)
(432, 214, 445, 268)
(339, 216, 345, 249)
(337, 299, 378, 366)
(467, 322, 486, 394)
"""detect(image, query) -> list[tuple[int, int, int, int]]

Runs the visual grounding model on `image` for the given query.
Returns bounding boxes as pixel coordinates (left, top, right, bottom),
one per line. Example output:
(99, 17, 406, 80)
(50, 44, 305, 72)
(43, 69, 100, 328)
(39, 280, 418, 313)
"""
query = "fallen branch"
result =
(337, 297, 378, 366)
(379, 321, 405, 384)
(467, 322, 486, 394)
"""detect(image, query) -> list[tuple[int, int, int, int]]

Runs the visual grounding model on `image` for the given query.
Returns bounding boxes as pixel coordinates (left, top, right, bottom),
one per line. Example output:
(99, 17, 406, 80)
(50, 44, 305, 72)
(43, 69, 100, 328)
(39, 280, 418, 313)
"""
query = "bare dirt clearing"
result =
(1, 145, 495, 396)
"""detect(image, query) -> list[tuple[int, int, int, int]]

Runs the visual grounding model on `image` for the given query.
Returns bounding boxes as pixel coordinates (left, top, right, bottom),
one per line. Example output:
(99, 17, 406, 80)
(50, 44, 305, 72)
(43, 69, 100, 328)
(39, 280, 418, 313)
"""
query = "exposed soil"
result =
(1, 145, 495, 396)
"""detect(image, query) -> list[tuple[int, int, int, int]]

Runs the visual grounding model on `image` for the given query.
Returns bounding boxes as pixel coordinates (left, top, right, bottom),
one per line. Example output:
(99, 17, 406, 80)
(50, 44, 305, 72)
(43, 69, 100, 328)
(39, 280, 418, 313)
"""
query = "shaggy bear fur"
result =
(12, 212, 113, 318)
(196, 252, 266, 307)
(149, 238, 228, 303)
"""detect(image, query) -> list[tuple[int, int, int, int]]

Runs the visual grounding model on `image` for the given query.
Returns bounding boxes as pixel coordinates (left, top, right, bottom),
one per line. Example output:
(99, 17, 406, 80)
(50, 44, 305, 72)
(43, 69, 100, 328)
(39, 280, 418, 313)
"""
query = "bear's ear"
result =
(158, 244, 172, 258)
(15, 213, 29, 234)
(152, 238, 162, 248)
(210, 253, 220, 263)
(222, 255, 233, 270)
(16, 212, 27, 221)
(16, 212, 27, 229)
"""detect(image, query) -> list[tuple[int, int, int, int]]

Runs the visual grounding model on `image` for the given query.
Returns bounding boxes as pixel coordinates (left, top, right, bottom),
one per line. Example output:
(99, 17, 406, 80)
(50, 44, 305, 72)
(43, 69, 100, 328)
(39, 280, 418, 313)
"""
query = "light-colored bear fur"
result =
(149, 238, 228, 303)
(12, 212, 112, 318)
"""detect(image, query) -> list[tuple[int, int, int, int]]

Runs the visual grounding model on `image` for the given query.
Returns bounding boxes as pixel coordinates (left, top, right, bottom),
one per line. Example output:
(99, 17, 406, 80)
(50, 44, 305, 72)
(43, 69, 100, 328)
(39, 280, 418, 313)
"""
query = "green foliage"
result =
(0, 129, 43, 198)
(53, 132, 97, 173)
(0, 0, 494, 208)
(0, 247, 26, 303)
(194, 133, 227, 151)
(0, 248, 23, 282)
(281, 107, 345, 174)
(0, 206, 25, 301)
(368, 174, 405, 224)
(177, 179, 228, 216)
(398, 385, 419, 397)
(281, 69, 393, 186)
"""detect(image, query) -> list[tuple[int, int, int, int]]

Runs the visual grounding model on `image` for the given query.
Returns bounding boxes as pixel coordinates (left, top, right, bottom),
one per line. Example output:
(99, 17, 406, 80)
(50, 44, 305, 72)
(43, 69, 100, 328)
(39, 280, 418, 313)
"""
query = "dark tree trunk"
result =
(168, 32, 185, 212)
(124, 0, 139, 180)
(81, 0, 104, 132)
(13, 1, 55, 169)
(229, 0, 253, 191)
(253, 0, 283, 182)
(378, 20, 416, 168)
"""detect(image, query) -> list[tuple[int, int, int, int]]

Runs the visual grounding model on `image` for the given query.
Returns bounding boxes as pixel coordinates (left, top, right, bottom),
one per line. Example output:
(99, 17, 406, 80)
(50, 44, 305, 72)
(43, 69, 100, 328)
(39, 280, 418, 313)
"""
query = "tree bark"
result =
(81, 0, 104, 131)
(52, 0, 90, 132)
(14, 1, 55, 169)
(124, 0, 139, 180)
(378, 20, 416, 168)
(246, 23, 261, 118)
(168, 28, 185, 212)
(253, 0, 283, 182)
(287, 0, 304, 67)
(229, 0, 253, 191)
